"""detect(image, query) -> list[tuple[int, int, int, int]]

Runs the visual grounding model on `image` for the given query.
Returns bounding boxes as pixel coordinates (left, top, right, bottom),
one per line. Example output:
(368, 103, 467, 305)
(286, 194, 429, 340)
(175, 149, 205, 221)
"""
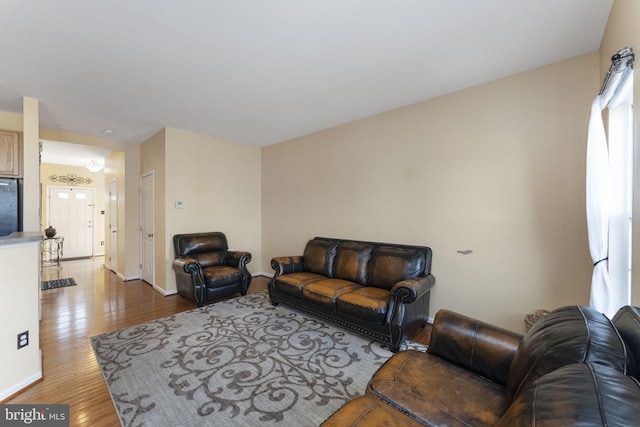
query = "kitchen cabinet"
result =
(0, 130, 22, 177)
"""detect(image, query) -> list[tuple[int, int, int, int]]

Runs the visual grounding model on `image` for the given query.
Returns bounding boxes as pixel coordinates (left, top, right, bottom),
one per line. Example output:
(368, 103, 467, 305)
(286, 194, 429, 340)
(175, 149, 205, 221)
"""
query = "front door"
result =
(48, 186, 94, 259)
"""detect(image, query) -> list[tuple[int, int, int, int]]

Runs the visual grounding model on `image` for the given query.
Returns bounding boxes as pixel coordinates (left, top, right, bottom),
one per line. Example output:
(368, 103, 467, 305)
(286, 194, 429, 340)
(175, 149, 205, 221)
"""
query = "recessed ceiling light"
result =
(103, 129, 115, 135)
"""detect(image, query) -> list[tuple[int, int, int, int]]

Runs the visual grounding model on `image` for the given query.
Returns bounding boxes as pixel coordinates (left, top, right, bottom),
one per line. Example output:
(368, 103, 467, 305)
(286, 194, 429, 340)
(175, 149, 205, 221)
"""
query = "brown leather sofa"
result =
(269, 237, 435, 352)
(173, 232, 252, 306)
(322, 305, 640, 426)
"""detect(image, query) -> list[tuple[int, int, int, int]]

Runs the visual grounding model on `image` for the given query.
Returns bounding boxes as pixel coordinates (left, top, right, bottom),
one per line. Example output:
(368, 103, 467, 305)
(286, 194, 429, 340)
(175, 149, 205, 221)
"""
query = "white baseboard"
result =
(151, 284, 177, 296)
(0, 371, 42, 401)
(116, 272, 140, 281)
(253, 272, 273, 278)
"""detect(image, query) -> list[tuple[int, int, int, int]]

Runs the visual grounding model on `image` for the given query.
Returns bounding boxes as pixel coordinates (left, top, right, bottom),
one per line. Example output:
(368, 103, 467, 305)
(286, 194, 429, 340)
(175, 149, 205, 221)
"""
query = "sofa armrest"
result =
(428, 309, 523, 386)
(271, 256, 305, 276)
(391, 274, 436, 303)
(227, 250, 252, 268)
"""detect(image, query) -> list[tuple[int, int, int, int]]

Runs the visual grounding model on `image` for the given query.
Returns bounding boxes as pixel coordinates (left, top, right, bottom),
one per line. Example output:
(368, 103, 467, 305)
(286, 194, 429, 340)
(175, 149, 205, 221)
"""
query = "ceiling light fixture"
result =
(103, 129, 115, 135)
(86, 160, 103, 173)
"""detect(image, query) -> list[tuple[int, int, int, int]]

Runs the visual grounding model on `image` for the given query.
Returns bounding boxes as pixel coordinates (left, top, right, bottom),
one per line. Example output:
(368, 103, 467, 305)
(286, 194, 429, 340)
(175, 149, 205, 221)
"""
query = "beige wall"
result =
(262, 52, 599, 332)
(0, 111, 23, 131)
(601, 0, 640, 305)
(141, 127, 262, 294)
(40, 163, 106, 256)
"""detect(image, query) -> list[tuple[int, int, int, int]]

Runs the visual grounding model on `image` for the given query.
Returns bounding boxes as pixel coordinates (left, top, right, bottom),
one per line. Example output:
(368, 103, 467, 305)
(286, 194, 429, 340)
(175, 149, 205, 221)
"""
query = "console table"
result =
(43, 236, 64, 268)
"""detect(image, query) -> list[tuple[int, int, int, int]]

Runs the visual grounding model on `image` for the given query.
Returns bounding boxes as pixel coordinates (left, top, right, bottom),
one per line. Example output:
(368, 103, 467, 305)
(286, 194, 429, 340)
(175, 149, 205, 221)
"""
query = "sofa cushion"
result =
(497, 363, 640, 427)
(304, 239, 339, 276)
(321, 395, 425, 427)
(367, 350, 506, 426)
(505, 305, 631, 404)
(193, 251, 227, 268)
(203, 266, 242, 287)
(366, 246, 425, 290)
(612, 305, 640, 380)
(337, 287, 390, 324)
(273, 272, 325, 297)
(334, 242, 373, 285)
(302, 279, 360, 307)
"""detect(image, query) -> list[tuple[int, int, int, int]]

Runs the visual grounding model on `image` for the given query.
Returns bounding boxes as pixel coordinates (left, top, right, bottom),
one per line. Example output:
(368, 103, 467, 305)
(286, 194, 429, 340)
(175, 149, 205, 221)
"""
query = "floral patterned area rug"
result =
(91, 291, 422, 426)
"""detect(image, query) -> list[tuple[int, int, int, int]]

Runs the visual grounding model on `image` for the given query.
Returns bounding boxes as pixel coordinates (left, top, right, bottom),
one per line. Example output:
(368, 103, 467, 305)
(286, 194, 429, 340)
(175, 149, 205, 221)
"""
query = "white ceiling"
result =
(1, 1, 613, 147)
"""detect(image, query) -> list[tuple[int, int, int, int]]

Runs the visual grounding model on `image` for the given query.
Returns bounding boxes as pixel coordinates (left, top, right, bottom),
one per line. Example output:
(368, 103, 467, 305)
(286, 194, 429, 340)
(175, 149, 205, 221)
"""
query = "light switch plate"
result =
(175, 201, 184, 209)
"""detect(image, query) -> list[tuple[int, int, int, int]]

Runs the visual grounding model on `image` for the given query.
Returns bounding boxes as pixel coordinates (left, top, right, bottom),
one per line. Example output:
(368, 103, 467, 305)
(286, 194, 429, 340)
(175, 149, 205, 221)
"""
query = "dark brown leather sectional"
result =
(269, 237, 435, 352)
(322, 305, 640, 426)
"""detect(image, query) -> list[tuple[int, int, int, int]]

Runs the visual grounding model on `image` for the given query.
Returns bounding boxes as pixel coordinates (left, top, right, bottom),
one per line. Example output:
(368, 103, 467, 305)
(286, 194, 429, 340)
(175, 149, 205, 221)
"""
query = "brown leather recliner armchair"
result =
(172, 232, 252, 306)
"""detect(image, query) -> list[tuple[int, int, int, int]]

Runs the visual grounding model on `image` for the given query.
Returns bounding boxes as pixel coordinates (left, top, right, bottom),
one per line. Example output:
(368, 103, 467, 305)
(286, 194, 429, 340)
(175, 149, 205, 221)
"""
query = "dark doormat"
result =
(41, 278, 77, 291)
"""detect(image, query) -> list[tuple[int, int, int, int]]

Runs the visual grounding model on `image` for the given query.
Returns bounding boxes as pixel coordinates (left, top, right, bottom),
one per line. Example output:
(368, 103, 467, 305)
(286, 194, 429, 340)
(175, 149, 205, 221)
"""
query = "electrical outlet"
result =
(101, 241, 105, 245)
(17, 331, 28, 349)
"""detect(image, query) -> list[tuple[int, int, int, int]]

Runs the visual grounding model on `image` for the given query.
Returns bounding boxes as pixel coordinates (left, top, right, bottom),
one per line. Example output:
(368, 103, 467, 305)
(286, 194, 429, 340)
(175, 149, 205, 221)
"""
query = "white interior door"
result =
(48, 186, 94, 259)
(109, 179, 118, 272)
(141, 172, 155, 285)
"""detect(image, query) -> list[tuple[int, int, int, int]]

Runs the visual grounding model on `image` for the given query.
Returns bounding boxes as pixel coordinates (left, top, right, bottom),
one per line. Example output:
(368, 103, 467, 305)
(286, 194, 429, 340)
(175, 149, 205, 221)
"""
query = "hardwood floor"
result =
(5, 258, 430, 426)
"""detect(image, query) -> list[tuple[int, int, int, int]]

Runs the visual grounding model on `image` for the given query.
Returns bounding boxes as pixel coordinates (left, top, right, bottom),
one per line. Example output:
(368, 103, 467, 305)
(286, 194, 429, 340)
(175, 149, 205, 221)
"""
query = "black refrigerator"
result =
(0, 177, 22, 236)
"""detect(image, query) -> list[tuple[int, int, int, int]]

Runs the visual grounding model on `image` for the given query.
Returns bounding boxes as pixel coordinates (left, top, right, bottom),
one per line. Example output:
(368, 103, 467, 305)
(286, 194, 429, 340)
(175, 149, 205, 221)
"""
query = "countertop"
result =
(0, 232, 44, 246)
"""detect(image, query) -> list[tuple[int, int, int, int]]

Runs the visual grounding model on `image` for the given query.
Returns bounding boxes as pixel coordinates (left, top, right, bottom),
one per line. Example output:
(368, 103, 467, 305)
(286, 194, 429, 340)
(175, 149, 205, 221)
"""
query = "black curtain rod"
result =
(599, 47, 634, 95)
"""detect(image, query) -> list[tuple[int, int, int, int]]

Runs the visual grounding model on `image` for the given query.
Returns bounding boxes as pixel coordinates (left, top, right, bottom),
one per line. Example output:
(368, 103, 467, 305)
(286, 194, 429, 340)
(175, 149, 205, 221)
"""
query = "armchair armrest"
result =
(172, 256, 203, 277)
(271, 256, 305, 276)
(172, 256, 205, 305)
(227, 251, 252, 268)
(391, 274, 436, 303)
(428, 309, 523, 386)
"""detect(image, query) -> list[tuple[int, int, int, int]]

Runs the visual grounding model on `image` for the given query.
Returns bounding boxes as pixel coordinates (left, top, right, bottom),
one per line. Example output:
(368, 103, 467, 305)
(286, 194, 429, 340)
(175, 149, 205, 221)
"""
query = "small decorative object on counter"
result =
(45, 226, 57, 238)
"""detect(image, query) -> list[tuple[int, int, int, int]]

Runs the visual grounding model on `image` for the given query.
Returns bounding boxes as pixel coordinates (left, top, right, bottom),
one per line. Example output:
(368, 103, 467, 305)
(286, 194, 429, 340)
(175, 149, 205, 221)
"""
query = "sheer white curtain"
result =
(587, 47, 633, 318)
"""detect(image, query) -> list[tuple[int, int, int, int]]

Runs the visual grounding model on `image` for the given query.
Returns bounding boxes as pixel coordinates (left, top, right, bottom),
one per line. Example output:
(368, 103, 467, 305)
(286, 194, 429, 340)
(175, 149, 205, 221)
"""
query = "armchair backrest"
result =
(173, 232, 229, 267)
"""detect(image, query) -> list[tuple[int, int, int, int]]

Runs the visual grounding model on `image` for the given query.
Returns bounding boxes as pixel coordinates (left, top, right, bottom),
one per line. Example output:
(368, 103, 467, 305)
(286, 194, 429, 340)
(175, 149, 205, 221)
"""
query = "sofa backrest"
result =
(333, 242, 373, 285)
(612, 305, 640, 380)
(366, 246, 426, 290)
(498, 362, 640, 426)
(504, 305, 632, 404)
(173, 232, 228, 268)
(303, 239, 339, 276)
(428, 309, 522, 386)
(306, 237, 432, 289)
